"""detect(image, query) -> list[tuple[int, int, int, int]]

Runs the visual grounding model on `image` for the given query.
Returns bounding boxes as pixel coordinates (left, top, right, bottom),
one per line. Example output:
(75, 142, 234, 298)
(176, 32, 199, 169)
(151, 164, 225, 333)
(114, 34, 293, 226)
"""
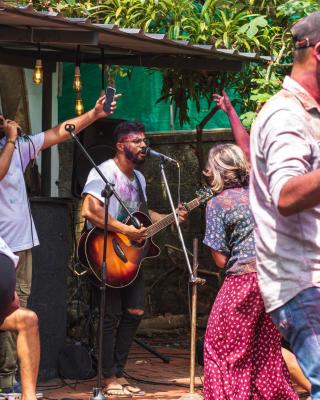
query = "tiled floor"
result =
(39, 343, 309, 400)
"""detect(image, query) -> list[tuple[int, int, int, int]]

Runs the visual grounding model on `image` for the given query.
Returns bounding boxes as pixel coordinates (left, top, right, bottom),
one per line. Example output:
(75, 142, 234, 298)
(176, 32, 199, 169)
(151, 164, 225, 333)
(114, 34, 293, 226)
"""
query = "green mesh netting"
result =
(58, 63, 231, 131)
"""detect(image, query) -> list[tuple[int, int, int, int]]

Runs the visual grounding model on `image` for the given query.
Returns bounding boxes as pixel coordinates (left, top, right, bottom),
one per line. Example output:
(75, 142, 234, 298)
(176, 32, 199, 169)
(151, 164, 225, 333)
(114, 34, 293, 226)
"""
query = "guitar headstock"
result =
(195, 186, 214, 205)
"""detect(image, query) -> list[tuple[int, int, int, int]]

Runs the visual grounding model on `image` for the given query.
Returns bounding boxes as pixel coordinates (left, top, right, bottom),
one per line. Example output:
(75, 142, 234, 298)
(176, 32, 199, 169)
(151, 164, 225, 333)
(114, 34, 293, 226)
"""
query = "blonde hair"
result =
(203, 143, 249, 194)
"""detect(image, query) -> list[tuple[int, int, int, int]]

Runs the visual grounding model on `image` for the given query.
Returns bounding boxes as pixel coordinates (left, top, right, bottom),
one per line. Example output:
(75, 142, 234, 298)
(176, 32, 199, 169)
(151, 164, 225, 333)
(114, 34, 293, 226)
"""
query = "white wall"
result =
(24, 67, 59, 197)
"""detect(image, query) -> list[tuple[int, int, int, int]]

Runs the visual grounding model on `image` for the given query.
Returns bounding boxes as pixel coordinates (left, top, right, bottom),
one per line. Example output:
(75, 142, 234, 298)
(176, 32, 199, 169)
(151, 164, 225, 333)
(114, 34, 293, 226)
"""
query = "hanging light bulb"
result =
(33, 59, 43, 84)
(75, 93, 84, 116)
(33, 44, 43, 85)
(73, 65, 82, 92)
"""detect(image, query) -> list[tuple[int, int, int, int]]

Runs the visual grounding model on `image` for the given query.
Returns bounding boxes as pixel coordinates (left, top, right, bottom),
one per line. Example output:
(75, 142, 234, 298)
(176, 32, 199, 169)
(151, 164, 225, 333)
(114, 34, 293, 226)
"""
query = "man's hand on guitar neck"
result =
(177, 203, 188, 223)
(149, 204, 188, 225)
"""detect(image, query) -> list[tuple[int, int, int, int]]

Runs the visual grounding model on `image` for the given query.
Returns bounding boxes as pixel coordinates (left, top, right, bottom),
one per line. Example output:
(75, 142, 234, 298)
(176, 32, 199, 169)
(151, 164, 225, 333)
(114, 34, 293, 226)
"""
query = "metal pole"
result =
(178, 238, 203, 400)
(190, 238, 198, 394)
(159, 162, 196, 281)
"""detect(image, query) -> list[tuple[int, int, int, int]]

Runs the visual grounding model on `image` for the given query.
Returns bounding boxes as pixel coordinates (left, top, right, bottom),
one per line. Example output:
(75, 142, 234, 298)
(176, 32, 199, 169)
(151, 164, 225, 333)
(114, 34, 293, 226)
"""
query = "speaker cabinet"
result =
(72, 118, 125, 198)
(29, 198, 73, 381)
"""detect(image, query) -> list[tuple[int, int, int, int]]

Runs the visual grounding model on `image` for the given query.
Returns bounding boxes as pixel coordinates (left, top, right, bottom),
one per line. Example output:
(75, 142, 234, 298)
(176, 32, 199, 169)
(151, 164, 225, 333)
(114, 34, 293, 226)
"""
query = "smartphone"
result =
(103, 86, 116, 113)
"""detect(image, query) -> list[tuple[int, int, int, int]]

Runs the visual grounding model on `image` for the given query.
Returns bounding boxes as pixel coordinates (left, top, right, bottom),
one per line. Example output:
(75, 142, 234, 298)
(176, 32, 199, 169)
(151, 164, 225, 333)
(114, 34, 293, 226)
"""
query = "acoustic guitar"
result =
(77, 187, 213, 288)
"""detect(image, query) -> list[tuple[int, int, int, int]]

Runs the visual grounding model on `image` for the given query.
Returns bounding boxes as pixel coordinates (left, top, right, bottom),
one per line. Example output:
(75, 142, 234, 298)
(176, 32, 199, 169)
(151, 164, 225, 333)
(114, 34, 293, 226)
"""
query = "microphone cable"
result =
(17, 133, 38, 250)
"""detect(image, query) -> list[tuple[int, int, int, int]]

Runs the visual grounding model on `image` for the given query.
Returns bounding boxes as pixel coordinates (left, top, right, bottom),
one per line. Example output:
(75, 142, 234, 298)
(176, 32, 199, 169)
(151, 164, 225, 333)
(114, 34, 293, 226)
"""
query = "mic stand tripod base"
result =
(178, 393, 203, 400)
(90, 387, 106, 400)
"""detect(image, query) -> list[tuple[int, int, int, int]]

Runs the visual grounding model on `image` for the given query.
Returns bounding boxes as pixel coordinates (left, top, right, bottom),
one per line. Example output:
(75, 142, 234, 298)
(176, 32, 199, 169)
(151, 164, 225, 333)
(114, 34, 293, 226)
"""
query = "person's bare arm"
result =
(210, 249, 228, 269)
(42, 94, 121, 150)
(278, 170, 320, 216)
(213, 90, 250, 161)
(148, 210, 166, 224)
(0, 120, 19, 180)
(149, 204, 188, 224)
(82, 194, 147, 241)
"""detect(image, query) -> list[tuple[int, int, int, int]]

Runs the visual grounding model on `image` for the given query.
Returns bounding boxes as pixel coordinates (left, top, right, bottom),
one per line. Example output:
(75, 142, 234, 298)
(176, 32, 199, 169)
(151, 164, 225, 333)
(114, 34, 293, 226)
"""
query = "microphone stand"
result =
(158, 160, 199, 283)
(65, 124, 140, 400)
(159, 160, 205, 400)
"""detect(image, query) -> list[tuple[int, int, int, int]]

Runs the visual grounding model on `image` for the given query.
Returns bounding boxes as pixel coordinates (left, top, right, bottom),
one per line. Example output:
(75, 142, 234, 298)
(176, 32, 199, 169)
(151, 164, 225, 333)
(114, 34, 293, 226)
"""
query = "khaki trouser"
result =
(0, 250, 32, 388)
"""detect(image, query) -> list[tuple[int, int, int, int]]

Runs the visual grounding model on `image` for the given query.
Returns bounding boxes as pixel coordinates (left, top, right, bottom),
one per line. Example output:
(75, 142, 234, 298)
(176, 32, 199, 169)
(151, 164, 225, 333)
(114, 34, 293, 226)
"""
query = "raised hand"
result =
(94, 93, 122, 119)
(4, 119, 20, 142)
(212, 90, 234, 114)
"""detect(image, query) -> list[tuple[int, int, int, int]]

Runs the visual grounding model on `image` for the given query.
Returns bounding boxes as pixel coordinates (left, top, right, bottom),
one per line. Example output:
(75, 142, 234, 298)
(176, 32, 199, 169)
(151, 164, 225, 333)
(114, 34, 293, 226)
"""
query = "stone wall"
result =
(59, 128, 235, 324)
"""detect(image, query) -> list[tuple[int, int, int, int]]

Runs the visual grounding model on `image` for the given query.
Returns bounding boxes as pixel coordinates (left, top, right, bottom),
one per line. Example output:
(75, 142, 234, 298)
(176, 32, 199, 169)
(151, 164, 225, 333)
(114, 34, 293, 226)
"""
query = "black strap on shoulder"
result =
(134, 171, 149, 217)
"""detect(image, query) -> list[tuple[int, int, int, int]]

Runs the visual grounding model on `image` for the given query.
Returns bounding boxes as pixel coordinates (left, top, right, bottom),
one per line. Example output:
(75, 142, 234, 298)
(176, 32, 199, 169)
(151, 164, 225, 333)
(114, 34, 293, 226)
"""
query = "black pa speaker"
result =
(29, 198, 73, 381)
(71, 118, 125, 198)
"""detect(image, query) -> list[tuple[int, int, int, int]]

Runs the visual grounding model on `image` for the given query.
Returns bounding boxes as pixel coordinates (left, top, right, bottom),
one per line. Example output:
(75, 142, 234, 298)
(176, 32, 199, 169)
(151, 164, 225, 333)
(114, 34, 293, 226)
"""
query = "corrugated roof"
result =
(0, 2, 269, 71)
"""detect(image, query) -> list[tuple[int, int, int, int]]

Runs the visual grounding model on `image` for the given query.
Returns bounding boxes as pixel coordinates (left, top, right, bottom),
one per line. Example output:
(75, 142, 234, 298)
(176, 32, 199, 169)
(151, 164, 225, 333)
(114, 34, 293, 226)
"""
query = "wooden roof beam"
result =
(0, 49, 56, 71)
(102, 55, 244, 72)
(0, 46, 244, 71)
(0, 25, 99, 45)
(33, 28, 99, 45)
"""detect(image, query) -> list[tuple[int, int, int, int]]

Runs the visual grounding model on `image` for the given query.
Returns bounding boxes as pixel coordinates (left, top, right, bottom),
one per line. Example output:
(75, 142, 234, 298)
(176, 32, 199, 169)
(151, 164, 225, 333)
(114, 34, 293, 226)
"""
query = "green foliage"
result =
(20, 0, 320, 127)
(277, 0, 319, 19)
(11, 0, 92, 16)
(240, 111, 257, 128)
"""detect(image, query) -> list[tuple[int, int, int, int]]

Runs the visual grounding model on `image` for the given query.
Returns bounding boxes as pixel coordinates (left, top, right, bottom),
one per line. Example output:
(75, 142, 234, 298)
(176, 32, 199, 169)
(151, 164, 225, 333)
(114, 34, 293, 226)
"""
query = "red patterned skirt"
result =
(204, 272, 298, 400)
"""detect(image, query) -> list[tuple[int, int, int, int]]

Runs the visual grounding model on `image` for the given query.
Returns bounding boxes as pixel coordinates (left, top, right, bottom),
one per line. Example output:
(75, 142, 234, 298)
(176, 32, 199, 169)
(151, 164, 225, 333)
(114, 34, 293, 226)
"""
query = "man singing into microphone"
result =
(81, 121, 187, 397)
(0, 94, 119, 396)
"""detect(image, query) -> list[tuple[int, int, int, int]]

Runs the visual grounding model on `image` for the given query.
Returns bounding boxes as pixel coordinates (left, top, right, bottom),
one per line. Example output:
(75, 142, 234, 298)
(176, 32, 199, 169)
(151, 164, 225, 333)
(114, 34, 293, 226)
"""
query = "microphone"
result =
(143, 147, 178, 165)
(17, 127, 25, 137)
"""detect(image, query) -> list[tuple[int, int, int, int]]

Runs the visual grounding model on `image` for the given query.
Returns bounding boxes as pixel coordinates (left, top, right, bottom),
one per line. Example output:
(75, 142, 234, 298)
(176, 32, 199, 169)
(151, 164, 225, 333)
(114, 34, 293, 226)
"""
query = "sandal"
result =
(117, 378, 146, 397)
(103, 382, 132, 398)
(122, 384, 145, 397)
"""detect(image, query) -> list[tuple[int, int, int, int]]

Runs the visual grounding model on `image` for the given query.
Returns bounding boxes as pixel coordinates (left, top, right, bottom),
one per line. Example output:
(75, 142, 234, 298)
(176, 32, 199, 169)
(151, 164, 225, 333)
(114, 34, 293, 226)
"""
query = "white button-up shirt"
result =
(250, 76, 320, 312)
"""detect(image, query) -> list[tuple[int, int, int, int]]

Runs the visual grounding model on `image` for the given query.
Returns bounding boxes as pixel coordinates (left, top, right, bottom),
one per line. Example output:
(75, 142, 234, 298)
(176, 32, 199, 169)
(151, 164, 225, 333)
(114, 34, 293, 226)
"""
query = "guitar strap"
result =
(134, 171, 150, 217)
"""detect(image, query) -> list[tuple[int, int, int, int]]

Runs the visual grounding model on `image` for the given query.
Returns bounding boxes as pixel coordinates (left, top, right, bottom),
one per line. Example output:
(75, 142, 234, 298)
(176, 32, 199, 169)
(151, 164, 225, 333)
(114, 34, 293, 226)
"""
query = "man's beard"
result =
(124, 147, 145, 165)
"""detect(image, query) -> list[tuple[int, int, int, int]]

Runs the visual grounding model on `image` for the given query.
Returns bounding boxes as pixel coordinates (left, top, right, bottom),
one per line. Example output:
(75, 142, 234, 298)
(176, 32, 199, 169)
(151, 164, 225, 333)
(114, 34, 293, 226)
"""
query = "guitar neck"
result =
(146, 197, 201, 238)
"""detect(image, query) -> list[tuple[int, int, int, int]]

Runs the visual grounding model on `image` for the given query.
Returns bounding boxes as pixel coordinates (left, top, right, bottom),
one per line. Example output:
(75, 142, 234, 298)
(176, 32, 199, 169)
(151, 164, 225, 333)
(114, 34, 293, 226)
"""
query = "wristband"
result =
(6, 139, 16, 146)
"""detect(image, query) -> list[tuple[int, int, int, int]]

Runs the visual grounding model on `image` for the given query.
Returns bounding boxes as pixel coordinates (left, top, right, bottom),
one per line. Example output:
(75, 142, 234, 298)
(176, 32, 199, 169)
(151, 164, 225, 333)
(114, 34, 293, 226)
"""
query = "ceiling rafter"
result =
(0, 2, 269, 71)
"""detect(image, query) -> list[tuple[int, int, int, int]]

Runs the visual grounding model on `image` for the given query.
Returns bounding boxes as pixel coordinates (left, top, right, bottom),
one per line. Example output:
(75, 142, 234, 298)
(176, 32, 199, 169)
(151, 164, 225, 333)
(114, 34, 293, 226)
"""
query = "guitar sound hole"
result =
(112, 238, 128, 263)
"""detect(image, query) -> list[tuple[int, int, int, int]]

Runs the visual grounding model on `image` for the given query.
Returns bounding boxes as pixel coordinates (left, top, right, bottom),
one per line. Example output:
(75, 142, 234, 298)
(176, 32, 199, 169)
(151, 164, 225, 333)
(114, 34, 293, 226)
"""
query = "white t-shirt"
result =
(0, 236, 19, 267)
(82, 158, 147, 222)
(0, 133, 45, 252)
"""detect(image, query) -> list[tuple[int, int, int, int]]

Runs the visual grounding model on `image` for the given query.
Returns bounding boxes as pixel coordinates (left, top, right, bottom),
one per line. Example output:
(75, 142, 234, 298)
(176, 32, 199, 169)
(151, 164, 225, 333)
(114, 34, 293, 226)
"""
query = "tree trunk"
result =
(195, 105, 219, 183)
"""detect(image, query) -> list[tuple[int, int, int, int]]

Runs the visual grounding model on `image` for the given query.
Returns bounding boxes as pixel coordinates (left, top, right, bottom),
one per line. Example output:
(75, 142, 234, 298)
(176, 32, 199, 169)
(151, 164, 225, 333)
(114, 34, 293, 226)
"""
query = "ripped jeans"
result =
(271, 287, 320, 400)
(101, 271, 145, 379)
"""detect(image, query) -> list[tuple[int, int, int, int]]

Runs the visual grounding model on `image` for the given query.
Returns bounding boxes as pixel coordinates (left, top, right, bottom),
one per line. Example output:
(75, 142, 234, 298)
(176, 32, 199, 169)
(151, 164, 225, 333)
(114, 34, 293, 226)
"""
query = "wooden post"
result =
(190, 237, 198, 393)
(179, 238, 203, 400)
(41, 65, 52, 196)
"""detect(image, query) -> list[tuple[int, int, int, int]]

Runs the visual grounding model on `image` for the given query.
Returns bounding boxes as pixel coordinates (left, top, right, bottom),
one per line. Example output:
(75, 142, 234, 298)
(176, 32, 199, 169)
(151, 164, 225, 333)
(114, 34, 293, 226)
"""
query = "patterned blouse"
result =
(203, 186, 256, 275)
